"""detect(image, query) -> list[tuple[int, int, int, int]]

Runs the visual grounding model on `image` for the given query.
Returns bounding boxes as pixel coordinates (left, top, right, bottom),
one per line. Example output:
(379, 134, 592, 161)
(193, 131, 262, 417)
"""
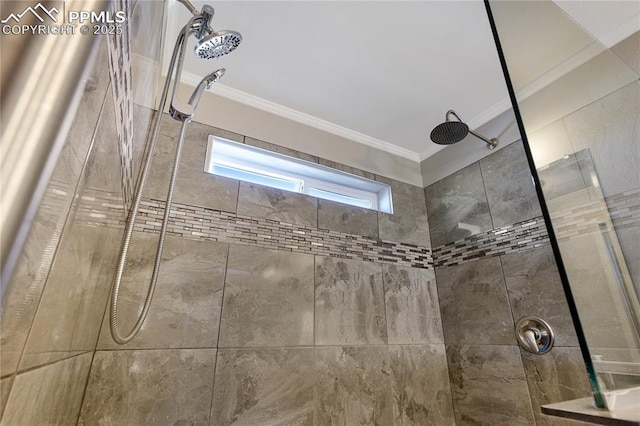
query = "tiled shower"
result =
(1, 1, 638, 425)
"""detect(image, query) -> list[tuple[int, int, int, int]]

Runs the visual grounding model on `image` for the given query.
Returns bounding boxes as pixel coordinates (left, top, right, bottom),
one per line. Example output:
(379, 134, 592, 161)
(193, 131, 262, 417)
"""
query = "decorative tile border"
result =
(68, 185, 640, 271)
(432, 217, 549, 268)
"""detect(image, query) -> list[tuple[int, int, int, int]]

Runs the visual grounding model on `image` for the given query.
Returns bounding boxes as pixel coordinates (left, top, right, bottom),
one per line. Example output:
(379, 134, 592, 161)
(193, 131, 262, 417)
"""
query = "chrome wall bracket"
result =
(516, 317, 555, 355)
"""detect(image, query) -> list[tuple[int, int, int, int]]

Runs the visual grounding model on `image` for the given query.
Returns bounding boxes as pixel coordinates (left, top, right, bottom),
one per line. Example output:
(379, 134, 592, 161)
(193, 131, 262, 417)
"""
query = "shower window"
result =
(205, 136, 393, 213)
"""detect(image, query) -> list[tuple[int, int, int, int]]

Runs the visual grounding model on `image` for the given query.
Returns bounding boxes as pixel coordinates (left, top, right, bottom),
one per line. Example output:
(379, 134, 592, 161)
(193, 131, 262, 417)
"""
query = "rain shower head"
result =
(430, 110, 498, 150)
(195, 30, 242, 59)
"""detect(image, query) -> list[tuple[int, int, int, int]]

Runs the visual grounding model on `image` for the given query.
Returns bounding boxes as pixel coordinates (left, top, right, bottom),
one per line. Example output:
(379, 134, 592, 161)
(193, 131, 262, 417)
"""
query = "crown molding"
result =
(180, 71, 421, 162)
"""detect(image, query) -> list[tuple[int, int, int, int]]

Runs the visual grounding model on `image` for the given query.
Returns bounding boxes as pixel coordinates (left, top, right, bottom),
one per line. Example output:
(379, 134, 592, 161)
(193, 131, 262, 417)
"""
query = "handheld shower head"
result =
(195, 30, 242, 59)
(430, 110, 498, 150)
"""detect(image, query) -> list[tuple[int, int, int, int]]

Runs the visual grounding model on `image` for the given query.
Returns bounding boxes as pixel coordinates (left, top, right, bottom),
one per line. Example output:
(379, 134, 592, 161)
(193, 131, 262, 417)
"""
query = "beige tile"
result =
(389, 345, 455, 425)
(315, 257, 387, 345)
(315, 346, 392, 425)
(0, 377, 11, 420)
(211, 348, 314, 425)
(383, 265, 443, 345)
(502, 246, 579, 347)
(436, 257, 516, 345)
(480, 141, 542, 227)
(425, 162, 492, 247)
(21, 225, 120, 366)
(521, 347, 591, 426)
(78, 349, 216, 425)
(2, 353, 92, 425)
(237, 182, 317, 227)
(447, 345, 535, 426)
(97, 233, 228, 349)
(376, 176, 431, 247)
(317, 199, 379, 238)
(219, 245, 314, 347)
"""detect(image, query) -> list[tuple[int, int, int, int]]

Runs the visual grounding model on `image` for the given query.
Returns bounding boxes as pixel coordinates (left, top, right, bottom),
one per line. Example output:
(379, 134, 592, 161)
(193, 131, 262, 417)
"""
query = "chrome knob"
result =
(516, 317, 555, 355)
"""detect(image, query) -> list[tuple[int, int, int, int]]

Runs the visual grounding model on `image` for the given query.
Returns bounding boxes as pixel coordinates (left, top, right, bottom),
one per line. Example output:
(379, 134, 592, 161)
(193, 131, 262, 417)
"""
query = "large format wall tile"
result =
(146, 118, 241, 212)
(389, 345, 455, 426)
(425, 162, 492, 247)
(376, 176, 431, 247)
(219, 246, 314, 347)
(559, 234, 636, 349)
(563, 81, 640, 197)
(436, 257, 515, 345)
(501, 246, 579, 347)
(2, 353, 92, 425)
(97, 233, 228, 349)
(383, 265, 443, 344)
(1, 43, 111, 379)
(480, 141, 542, 227)
(447, 345, 536, 426)
(521, 347, 591, 426)
(78, 349, 216, 425)
(20, 225, 121, 369)
(0, 377, 11, 419)
(210, 348, 314, 425)
(317, 199, 379, 238)
(236, 182, 318, 227)
(315, 346, 393, 425)
(315, 257, 387, 345)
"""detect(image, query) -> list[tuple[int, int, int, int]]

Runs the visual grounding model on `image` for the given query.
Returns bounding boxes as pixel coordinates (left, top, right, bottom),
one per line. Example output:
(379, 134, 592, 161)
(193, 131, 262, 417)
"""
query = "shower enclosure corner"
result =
(486, 0, 640, 417)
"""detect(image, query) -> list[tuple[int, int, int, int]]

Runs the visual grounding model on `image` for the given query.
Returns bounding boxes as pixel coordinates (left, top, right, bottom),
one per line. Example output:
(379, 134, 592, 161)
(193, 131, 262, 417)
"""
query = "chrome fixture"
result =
(109, 3, 242, 345)
(516, 316, 555, 355)
(430, 110, 499, 150)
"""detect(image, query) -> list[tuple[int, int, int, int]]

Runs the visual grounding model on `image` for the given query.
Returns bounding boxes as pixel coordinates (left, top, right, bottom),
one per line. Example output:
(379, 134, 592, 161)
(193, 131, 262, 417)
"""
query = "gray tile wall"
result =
(0, 1, 166, 422)
(425, 140, 592, 425)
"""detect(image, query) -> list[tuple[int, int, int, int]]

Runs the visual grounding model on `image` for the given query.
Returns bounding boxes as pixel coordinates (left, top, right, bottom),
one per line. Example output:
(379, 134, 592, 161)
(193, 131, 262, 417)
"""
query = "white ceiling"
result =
(164, 0, 639, 163)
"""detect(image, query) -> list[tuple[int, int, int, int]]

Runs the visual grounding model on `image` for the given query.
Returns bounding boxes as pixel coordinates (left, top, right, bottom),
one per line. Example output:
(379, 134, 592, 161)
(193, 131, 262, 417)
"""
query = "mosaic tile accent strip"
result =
(75, 188, 434, 269)
(106, 0, 134, 212)
(70, 186, 640, 270)
(432, 217, 550, 268)
(552, 188, 640, 240)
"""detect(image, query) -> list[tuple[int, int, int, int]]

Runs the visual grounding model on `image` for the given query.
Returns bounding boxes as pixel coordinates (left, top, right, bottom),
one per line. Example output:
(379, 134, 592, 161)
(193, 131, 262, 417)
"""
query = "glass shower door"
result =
(486, 0, 640, 412)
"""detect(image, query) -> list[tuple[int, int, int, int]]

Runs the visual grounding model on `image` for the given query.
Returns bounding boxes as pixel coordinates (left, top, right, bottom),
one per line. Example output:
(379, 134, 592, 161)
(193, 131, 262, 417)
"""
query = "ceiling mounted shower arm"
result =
(445, 109, 498, 150)
(469, 129, 499, 150)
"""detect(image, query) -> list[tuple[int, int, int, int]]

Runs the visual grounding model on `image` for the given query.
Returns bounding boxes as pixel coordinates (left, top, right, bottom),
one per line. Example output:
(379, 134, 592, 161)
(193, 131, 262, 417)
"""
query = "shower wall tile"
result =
(376, 176, 431, 247)
(501, 246, 579, 347)
(1, 42, 111, 379)
(78, 349, 216, 425)
(317, 199, 379, 238)
(146, 117, 241, 213)
(315, 257, 387, 345)
(219, 245, 314, 348)
(245, 136, 319, 163)
(2, 353, 92, 425)
(389, 345, 455, 426)
(97, 233, 228, 350)
(84, 90, 125, 194)
(236, 182, 318, 227)
(563, 82, 640, 197)
(0, 377, 11, 419)
(521, 347, 591, 426)
(425, 162, 492, 247)
(480, 141, 542, 227)
(558, 233, 635, 349)
(315, 346, 393, 426)
(436, 257, 515, 345)
(383, 265, 443, 345)
(210, 348, 314, 426)
(20, 225, 121, 370)
(447, 345, 536, 426)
